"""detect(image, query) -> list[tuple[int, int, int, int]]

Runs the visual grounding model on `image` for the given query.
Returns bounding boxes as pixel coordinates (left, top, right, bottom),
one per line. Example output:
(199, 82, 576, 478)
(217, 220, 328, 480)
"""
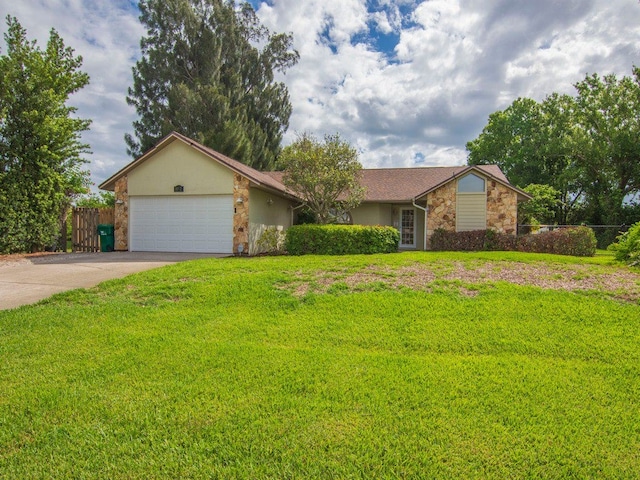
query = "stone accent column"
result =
(114, 176, 129, 251)
(233, 173, 250, 255)
(487, 181, 518, 235)
(426, 182, 457, 248)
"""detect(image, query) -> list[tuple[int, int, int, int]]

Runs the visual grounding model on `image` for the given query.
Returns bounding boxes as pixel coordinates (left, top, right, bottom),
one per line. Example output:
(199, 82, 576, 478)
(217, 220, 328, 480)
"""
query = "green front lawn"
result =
(1, 252, 639, 478)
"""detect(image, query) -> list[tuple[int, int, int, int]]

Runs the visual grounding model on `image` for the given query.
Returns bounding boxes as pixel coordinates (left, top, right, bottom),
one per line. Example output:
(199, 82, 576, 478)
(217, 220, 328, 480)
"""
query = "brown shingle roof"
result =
(100, 132, 528, 202)
(263, 164, 520, 202)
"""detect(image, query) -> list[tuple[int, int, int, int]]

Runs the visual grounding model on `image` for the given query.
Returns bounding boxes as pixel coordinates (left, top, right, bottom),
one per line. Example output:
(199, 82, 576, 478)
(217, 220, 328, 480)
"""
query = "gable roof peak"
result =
(99, 131, 293, 196)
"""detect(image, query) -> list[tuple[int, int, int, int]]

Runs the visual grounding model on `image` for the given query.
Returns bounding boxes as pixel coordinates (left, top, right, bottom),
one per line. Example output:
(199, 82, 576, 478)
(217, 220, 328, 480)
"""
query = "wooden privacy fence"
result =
(72, 207, 115, 252)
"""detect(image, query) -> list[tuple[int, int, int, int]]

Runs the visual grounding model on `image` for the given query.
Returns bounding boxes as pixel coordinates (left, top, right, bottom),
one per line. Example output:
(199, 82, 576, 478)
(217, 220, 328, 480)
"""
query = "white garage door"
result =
(130, 196, 233, 253)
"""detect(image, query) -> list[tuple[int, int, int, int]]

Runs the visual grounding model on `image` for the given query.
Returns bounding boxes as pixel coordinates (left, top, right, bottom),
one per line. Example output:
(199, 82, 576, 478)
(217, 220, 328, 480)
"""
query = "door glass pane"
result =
(401, 209, 414, 245)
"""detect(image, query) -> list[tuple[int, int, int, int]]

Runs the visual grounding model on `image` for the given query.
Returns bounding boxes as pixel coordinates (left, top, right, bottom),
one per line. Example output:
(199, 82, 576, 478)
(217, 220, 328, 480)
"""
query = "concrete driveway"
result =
(0, 252, 226, 311)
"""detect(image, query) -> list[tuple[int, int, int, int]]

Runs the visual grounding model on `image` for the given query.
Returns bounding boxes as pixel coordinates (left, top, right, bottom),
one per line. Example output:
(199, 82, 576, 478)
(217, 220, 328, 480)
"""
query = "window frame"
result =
(457, 173, 486, 194)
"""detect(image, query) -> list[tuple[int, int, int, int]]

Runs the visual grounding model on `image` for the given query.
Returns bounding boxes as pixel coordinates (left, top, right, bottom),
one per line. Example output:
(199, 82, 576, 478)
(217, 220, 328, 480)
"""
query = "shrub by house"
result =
(285, 224, 399, 255)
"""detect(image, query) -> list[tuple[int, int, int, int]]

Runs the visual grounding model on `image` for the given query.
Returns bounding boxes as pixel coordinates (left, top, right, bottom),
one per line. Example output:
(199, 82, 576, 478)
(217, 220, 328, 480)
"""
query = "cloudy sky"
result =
(1, 0, 639, 189)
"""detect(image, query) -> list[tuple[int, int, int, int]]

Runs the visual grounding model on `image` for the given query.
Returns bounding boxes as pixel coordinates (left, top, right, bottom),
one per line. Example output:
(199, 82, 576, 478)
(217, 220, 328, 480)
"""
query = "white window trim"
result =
(457, 173, 487, 194)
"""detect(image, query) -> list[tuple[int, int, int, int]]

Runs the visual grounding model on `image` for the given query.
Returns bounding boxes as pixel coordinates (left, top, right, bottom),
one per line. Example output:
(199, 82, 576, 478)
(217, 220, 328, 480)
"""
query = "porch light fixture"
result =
(267, 198, 274, 206)
(236, 198, 244, 204)
(115, 199, 124, 205)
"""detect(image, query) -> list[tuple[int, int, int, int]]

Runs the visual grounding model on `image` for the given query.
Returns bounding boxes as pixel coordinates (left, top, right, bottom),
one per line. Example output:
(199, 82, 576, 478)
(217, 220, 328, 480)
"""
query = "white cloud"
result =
(261, 0, 640, 168)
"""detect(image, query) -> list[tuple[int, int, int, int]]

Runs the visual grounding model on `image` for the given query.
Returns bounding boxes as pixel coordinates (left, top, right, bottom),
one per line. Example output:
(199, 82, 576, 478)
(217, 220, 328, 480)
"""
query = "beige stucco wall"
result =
(248, 188, 292, 255)
(127, 140, 234, 196)
(351, 203, 393, 226)
(487, 180, 518, 235)
(415, 206, 426, 250)
(352, 202, 427, 250)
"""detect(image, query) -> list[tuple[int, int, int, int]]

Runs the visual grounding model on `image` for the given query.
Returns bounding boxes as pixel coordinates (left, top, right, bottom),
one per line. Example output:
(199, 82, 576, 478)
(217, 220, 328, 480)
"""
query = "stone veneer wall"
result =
(233, 173, 250, 254)
(486, 180, 518, 235)
(426, 181, 457, 243)
(114, 175, 129, 251)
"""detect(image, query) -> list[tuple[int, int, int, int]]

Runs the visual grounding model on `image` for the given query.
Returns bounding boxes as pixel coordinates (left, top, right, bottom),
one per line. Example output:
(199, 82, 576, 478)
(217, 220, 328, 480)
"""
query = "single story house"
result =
(99, 132, 530, 254)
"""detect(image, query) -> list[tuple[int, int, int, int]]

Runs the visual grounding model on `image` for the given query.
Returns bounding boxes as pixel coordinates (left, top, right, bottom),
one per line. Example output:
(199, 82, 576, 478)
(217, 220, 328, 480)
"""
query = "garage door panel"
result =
(130, 196, 233, 253)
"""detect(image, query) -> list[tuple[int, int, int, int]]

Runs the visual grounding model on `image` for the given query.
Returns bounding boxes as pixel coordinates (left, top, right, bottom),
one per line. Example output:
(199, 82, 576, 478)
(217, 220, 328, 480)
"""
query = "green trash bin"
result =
(97, 224, 115, 252)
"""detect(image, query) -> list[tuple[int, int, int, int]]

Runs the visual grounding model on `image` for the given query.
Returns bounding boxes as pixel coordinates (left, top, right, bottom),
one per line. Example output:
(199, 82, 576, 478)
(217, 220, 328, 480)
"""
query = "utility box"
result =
(97, 224, 115, 252)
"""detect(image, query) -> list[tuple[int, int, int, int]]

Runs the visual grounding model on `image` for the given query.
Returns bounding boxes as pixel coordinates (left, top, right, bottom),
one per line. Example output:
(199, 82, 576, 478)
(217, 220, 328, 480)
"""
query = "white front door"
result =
(400, 208, 416, 248)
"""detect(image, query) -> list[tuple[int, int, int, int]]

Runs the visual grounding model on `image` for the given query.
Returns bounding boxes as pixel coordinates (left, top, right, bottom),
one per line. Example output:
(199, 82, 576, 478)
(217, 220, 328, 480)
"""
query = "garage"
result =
(129, 195, 233, 253)
(99, 132, 296, 254)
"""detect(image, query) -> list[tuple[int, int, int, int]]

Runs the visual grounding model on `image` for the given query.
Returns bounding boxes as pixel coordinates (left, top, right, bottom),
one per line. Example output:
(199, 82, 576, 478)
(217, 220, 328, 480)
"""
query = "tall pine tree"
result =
(0, 16, 91, 253)
(126, 0, 299, 170)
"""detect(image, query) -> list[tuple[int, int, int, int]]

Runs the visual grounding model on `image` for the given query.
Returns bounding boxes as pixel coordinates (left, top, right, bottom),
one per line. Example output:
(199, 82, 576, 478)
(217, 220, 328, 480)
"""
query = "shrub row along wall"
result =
(430, 226, 597, 257)
(285, 224, 399, 255)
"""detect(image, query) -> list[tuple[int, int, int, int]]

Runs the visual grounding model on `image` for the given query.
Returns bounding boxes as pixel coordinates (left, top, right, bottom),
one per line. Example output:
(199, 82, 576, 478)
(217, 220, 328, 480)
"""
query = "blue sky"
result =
(1, 0, 639, 189)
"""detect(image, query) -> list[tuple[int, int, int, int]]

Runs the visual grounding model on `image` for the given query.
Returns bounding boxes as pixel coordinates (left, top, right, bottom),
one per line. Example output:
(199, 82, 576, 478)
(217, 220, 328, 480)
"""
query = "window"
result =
(457, 173, 485, 193)
(456, 173, 486, 231)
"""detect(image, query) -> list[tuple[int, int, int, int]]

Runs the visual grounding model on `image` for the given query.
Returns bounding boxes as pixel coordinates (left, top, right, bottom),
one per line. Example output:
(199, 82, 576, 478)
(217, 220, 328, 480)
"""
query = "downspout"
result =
(412, 199, 428, 251)
(289, 203, 305, 226)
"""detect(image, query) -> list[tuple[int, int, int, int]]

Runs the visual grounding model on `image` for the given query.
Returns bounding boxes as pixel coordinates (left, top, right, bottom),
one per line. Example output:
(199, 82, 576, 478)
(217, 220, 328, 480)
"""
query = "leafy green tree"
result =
(518, 184, 561, 225)
(75, 191, 115, 208)
(466, 97, 545, 187)
(468, 67, 640, 233)
(0, 16, 91, 253)
(573, 69, 640, 228)
(126, 0, 299, 170)
(467, 95, 582, 224)
(279, 133, 365, 225)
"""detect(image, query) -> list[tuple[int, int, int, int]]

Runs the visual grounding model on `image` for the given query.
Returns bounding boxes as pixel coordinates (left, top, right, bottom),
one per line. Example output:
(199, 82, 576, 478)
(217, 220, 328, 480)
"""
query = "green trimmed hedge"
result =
(430, 226, 597, 257)
(285, 224, 399, 255)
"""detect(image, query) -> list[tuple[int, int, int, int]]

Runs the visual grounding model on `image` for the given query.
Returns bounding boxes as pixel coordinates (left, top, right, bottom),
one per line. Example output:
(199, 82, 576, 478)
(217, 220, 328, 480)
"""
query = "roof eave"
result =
(250, 182, 300, 201)
(412, 165, 531, 202)
(98, 131, 292, 198)
(98, 132, 180, 191)
(412, 165, 474, 200)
